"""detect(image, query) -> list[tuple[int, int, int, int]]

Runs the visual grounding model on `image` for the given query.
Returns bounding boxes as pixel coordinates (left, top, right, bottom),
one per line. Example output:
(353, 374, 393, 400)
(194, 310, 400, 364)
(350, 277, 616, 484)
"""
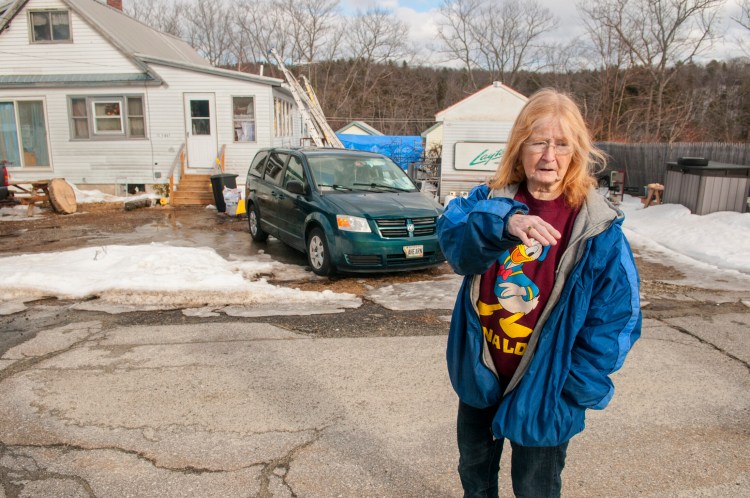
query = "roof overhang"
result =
(0, 72, 160, 89)
(137, 55, 283, 86)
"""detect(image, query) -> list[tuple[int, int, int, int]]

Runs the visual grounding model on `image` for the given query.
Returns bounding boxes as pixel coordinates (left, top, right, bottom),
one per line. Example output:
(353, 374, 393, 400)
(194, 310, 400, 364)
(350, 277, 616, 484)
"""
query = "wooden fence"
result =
(595, 142, 750, 193)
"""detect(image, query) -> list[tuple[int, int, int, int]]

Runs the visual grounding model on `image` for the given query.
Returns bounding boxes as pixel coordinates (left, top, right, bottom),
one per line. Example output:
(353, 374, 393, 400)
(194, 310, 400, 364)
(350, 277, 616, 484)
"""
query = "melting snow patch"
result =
(367, 275, 462, 311)
(72, 301, 179, 314)
(223, 298, 360, 317)
(183, 307, 222, 317)
(0, 300, 27, 315)
(0, 243, 359, 309)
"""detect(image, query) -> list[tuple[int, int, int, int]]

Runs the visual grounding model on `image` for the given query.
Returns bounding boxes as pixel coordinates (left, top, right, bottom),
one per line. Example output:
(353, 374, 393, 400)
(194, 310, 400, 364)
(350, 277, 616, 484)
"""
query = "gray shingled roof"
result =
(64, 0, 208, 66)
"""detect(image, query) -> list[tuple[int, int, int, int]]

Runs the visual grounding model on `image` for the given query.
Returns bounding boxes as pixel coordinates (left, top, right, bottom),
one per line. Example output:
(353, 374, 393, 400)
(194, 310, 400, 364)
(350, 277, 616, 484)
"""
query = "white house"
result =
(0, 0, 302, 203)
(335, 121, 383, 136)
(435, 82, 527, 201)
(420, 122, 443, 158)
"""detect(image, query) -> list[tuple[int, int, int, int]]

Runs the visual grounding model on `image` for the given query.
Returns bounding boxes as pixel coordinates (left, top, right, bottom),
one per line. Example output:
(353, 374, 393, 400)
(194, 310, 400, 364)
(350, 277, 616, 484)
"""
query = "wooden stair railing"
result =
(169, 144, 230, 206)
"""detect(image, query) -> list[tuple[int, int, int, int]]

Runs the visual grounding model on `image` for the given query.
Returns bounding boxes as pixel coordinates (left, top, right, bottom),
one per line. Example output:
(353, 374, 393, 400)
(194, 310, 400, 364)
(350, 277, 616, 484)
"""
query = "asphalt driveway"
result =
(0, 206, 748, 497)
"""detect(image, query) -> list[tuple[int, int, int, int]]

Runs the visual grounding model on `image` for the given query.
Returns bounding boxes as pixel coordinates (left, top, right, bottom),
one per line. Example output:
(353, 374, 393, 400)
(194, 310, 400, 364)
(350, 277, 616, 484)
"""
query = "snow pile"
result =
(0, 243, 360, 310)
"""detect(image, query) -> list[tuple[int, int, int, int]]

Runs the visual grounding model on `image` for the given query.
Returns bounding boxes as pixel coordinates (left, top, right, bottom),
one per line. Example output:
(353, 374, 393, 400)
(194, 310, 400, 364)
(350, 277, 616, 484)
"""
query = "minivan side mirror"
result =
(286, 180, 307, 195)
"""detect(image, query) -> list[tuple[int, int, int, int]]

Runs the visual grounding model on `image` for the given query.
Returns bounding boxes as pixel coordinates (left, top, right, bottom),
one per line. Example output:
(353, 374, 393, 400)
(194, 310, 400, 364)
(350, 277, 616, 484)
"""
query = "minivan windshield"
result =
(307, 155, 418, 193)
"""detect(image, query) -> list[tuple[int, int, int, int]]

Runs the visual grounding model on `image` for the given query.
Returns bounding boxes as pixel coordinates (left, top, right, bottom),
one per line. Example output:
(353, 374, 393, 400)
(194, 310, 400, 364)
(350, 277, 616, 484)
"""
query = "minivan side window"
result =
(249, 150, 269, 177)
(265, 152, 288, 186)
(283, 156, 305, 190)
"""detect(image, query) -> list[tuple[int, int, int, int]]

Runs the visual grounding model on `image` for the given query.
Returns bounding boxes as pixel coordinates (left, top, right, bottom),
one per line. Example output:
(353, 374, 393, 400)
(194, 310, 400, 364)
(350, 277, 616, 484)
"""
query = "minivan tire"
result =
(248, 202, 268, 242)
(307, 227, 334, 276)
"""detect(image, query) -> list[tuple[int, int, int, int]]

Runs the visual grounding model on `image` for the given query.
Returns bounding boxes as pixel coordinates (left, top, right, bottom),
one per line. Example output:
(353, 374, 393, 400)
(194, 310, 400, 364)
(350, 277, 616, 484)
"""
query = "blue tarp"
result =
(336, 134, 423, 170)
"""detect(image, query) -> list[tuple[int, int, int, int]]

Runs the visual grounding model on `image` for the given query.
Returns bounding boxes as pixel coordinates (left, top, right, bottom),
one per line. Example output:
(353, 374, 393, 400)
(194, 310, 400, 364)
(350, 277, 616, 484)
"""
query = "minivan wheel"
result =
(248, 202, 268, 242)
(307, 227, 333, 276)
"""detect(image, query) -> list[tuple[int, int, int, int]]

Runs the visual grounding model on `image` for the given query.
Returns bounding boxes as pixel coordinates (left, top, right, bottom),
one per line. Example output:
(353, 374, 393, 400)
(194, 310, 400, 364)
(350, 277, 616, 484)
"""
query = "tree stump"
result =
(48, 178, 77, 214)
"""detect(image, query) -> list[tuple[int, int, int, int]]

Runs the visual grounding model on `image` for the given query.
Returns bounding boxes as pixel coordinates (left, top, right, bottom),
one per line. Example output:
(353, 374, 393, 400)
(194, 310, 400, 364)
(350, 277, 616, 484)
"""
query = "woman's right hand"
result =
(507, 214, 561, 247)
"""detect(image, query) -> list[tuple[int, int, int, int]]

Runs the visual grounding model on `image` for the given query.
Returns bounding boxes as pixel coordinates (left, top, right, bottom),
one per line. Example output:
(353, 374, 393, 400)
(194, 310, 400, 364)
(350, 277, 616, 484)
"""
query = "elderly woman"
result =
(437, 88, 641, 497)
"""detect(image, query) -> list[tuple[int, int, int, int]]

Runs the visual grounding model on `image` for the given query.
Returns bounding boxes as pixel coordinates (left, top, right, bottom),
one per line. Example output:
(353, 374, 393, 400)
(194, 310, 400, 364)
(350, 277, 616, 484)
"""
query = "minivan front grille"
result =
(346, 254, 382, 266)
(374, 217, 437, 239)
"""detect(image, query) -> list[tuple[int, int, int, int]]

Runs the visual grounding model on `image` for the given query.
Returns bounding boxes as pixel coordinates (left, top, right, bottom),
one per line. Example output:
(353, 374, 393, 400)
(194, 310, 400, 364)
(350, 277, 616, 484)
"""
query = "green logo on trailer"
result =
(469, 148, 505, 167)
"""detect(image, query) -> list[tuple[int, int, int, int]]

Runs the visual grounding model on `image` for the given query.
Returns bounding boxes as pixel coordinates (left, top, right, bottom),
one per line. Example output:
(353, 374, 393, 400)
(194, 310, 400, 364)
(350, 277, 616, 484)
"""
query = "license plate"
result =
(403, 245, 424, 258)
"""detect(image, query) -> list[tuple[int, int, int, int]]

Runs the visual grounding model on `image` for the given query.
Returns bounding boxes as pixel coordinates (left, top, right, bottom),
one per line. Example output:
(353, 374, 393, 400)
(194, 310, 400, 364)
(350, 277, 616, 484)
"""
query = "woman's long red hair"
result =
(488, 88, 605, 208)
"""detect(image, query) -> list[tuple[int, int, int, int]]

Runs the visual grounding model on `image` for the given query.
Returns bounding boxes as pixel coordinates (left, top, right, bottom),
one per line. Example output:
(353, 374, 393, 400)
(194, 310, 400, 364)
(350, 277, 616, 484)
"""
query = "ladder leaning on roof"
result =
(267, 48, 342, 148)
(300, 74, 343, 148)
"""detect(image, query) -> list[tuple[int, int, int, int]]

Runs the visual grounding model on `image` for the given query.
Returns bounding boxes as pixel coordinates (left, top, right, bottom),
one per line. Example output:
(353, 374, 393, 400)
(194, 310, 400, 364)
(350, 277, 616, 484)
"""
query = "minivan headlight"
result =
(336, 215, 371, 233)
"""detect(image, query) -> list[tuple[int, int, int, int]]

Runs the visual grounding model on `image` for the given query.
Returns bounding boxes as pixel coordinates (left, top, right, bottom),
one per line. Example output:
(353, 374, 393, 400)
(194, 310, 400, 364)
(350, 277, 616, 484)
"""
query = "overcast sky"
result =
(341, 0, 748, 64)
(118, 0, 748, 64)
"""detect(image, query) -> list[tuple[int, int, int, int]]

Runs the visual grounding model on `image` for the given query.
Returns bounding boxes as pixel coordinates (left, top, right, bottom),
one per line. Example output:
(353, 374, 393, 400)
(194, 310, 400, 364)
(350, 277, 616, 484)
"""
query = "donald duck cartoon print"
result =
(478, 240, 550, 355)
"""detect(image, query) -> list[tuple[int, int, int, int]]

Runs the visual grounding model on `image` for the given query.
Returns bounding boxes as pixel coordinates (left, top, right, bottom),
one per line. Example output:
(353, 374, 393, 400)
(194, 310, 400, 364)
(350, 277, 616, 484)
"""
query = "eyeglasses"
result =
(523, 139, 573, 155)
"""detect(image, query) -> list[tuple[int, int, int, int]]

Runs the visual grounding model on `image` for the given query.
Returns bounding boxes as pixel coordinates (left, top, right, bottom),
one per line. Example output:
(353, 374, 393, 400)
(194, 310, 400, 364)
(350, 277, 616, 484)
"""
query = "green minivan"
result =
(245, 147, 445, 276)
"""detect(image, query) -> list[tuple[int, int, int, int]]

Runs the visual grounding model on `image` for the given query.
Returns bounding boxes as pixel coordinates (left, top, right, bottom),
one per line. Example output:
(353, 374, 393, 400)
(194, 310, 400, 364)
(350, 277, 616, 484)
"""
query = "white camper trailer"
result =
(435, 82, 527, 204)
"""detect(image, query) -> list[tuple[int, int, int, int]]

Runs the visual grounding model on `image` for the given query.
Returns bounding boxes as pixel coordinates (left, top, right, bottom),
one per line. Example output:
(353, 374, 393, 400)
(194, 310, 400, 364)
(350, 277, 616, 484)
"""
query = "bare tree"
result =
(578, 0, 637, 140)
(436, 0, 556, 89)
(278, 0, 340, 65)
(233, 0, 293, 65)
(435, 0, 487, 88)
(323, 8, 410, 116)
(344, 7, 408, 63)
(732, 0, 750, 55)
(735, 0, 750, 29)
(125, 0, 185, 38)
(473, 0, 556, 86)
(581, 0, 725, 141)
(182, 0, 235, 66)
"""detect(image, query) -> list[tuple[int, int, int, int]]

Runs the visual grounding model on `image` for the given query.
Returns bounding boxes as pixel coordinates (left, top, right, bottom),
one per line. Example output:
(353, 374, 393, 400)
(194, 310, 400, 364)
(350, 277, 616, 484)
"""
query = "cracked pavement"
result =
(1, 207, 749, 496)
(1, 305, 749, 497)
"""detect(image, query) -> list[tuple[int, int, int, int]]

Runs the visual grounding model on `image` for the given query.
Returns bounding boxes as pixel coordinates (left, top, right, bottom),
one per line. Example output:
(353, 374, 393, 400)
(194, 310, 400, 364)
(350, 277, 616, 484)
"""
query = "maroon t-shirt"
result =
(477, 184, 579, 389)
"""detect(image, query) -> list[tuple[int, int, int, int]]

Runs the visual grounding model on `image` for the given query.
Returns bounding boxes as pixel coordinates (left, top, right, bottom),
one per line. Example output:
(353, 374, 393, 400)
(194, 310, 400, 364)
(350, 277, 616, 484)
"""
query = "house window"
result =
(29, 10, 71, 43)
(189, 100, 210, 135)
(0, 100, 51, 168)
(93, 101, 123, 134)
(233, 97, 255, 142)
(274, 97, 293, 137)
(68, 96, 146, 140)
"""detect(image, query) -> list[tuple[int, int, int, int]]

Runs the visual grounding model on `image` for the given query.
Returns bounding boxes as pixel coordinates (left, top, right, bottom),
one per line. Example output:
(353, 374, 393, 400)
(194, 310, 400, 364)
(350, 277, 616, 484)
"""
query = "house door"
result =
(183, 93, 217, 169)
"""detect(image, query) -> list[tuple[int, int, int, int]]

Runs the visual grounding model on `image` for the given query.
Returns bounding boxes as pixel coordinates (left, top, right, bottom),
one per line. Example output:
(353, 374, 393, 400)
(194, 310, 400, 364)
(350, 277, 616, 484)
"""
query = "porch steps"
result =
(170, 174, 215, 206)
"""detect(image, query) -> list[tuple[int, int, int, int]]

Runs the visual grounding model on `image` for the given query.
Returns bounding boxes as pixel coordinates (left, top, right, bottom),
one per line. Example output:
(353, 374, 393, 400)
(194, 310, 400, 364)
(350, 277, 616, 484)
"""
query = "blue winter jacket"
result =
(438, 184, 641, 447)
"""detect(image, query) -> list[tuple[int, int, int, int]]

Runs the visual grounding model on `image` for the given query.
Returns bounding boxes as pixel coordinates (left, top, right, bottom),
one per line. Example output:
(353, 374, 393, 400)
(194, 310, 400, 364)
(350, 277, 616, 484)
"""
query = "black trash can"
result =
(210, 173, 238, 213)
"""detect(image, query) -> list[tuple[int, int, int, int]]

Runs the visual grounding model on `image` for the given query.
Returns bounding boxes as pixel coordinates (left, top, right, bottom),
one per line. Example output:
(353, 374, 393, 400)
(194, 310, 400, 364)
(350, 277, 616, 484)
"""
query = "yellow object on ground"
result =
(235, 199, 246, 215)
(159, 197, 168, 206)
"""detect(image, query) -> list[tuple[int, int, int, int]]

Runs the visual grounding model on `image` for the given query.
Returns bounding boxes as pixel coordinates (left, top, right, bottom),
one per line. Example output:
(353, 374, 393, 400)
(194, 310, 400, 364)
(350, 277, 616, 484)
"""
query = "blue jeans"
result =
(457, 401, 568, 498)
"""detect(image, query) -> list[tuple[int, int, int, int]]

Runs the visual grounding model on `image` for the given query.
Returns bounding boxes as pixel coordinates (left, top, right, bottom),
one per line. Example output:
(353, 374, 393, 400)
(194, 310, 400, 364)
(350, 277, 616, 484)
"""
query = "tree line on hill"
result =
(125, 0, 750, 143)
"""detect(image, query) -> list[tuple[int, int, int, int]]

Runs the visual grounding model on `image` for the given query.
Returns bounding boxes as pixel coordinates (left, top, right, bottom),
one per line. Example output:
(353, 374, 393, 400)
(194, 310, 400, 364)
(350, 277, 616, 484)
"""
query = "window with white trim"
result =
(68, 96, 147, 140)
(29, 10, 71, 43)
(0, 99, 51, 168)
(233, 96, 256, 142)
(274, 97, 293, 137)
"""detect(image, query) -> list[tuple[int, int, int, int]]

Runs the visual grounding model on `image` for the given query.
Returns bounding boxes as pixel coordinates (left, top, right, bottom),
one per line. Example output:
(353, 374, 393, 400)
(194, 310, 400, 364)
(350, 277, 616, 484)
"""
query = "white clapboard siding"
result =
(2, 0, 140, 75)
(436, 82, 527, 200)
(2, 63, 301, 187)
(440, 121, 514, 196)
(1, 0, 302, 188)
(146, 64, 279, 181)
